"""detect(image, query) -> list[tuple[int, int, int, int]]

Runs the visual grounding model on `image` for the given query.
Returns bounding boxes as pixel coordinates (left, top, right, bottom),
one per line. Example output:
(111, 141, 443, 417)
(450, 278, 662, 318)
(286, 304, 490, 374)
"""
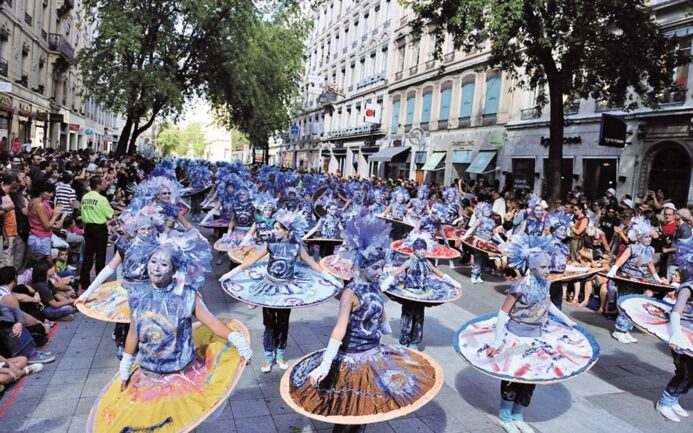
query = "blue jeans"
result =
(658, 351, 693, 407)
(44, 304, 75, 320)
(262, 308, 291, 353)
(2, 327, 36, 357)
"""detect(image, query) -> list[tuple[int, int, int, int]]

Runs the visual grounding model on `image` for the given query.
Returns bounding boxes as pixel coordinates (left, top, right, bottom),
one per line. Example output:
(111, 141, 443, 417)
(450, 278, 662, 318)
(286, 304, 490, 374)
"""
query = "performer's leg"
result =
(399, 302, 413, 346)
(613, 284, 637, 343)
(471, 251, 482, 283)
(657, 350, 693, 421)
(410, 303, 425, 348)
(332, 425, 367, 433)
(262, 308, 277, 371)
(549, 282, 563, 309)
(113, 323, 129, 360)
(275, 309, 292, 370)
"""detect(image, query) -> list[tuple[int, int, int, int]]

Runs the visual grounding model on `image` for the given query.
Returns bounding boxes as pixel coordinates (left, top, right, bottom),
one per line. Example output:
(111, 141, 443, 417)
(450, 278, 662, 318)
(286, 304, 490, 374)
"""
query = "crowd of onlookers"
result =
(0, 147, 155, 393)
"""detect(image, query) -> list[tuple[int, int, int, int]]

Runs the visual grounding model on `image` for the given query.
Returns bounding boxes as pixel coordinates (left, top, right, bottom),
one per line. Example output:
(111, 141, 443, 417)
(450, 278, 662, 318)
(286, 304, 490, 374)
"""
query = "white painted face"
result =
(640, 234, 652, 246)
(531, 262, 550, 280)
(396, 194, 404, 204)
(148, 249, 174, 287)
(554, 226, 567, 240)
(327, 205, 337, 215)
(417, 190, 424, 199)
(533, 205, 544, 220)
(272, 222, 288, 240)
(483, 207, 492, 218)
(136, 224, 155, 241)
(262, 207, 273, 218)
(157, 188, 171, 204)
(363, 259, 385, 282)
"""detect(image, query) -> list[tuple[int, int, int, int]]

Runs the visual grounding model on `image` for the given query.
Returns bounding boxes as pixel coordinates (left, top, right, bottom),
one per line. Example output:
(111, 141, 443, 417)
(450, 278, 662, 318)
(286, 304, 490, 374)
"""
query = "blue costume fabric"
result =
(616, 243, 656, 333)
(409, 198, 428, 220)
(255, 217, 275, 243)
(232, 201, 256, 228)
(443, 202, 460, 225)
(127, 281, 196, 374)
(506, 275, 551, 338)
(317, 214, 341, 239)
(525, 218, 545, 237)
(548, 236, 569, 273)
(389, 202, 408, 220)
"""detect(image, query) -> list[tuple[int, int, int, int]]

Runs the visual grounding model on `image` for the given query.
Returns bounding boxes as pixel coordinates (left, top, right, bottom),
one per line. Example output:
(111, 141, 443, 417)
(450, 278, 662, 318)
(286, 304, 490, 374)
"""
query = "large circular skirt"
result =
(213, 228, 250, 253)
(228, 244, 266, 264)
(75, 281, 130, 323)
(599, 271, 675, 292)
(385, 276, 462, 305)
(281, 345, 443, 424)
(376, 215, 414, 228)
(181, 184, 212, 198)
(617, 294, 693, 357)
(87, 319, 249, 433)
(460, 236, 504, 257)
(320, 255, 354, 280)
(200, 218, 231, 229)
(548, 267, 605, 283)
(220, 261, 343, 308)
(436, 225, 465, 241)
(455, 313, 600, 384)
(391, 240, 460, 259)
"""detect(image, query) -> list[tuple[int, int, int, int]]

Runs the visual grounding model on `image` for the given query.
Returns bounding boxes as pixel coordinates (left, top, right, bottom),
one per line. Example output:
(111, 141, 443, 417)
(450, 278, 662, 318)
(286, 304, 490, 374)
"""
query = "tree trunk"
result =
(115, 117, 134, 158)
(263, 142, 269, 166)
(127, 120, 140, 155)
(546, 77, 565, 205)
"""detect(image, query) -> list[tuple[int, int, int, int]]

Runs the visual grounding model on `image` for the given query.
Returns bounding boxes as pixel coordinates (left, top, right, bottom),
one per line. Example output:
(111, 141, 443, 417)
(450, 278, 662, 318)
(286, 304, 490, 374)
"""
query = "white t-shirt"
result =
(493, 197, 507, 217)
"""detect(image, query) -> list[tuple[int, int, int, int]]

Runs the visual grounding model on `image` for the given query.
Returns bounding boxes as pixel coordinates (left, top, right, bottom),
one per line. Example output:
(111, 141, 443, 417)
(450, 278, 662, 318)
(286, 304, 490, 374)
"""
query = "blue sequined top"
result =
(390, 202, 408, 220)
(409, 198, 428, 219)
(256, 217, 275, 243)
(128, 282, 196, 373)
(232, 201, 256, 227)
(507, 274, 551, 338)
(401, 256, 431, 288)
(548, 236, 569, 273)
(318, 214, 341, 239)
(476, 216, 495, 241)
(622, 243, 655, 278)
(526, 218, 545, 237)
(267, 238, 300, 281)
(419, 216, 440, 237)
(444, 203, 460, 225)
(369, 202, 386, 215)
(342, 278, 384, 353)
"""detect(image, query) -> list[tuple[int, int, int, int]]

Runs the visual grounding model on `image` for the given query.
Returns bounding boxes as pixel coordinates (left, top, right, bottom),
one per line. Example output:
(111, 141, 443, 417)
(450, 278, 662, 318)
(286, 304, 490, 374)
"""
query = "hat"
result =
(662, 203, 676, 211)
(622, 199, 634, 210)
(86, 163, 98, 172)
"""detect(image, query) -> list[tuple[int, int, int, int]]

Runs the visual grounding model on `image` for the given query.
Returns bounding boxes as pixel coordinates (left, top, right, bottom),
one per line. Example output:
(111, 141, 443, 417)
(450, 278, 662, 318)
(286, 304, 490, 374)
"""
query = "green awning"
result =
(452, 150, 472, 164)
(466, 151, 496, 174)
(422, 152, 446, 171)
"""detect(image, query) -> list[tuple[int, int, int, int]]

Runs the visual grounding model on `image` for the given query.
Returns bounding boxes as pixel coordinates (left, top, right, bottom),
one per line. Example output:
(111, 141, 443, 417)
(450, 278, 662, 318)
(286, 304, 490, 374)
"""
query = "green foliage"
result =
(157, 122, 207, 157)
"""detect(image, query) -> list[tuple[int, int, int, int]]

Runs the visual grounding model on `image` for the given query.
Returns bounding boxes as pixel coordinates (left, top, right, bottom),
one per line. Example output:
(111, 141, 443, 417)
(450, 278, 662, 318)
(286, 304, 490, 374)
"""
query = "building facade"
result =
(0, 0, 122, 152)
(286, 0, 693, 205)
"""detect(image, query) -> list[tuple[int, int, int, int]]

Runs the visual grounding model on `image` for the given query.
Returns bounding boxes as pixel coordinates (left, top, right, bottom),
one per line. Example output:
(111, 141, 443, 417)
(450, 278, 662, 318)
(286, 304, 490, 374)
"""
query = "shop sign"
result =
(49, 113, 64, 122)
(68, 123, 80, 132)
(35, 112, 48, 122)
(599, 114, 627, 148)
(487, 131, 504, 147)
(18, 102, 32, 117)
(0, 95, 13, 112)
(84, 128, 94, 136)
(0, 83, 12, 93)
(541, 136, 582, 147)
(451, 140, 474, 149)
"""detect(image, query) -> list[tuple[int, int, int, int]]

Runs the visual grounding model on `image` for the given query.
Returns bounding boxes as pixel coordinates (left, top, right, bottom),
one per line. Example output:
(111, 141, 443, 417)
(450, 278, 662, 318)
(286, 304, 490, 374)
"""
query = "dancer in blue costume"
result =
(282, 215, 443, 432)
(607, 216, 667, 344)
(120, 229, 252, 387)
(461, 202, 496, 284)
(220, 209, 340, 373)
(442, 187, 463, 226)
(382, 188, 410, 221)
(77, 206, 165, 358)
(546, 209, 571, 308)
(655, 236, 693, 422)
(516, 194, 546, 238)
(407, 185, 431, 225)
(383, 238, 461, 349)
(305, 200, 344, 257)
(241, 192, 279, 247)
(368, 190, 387, 216)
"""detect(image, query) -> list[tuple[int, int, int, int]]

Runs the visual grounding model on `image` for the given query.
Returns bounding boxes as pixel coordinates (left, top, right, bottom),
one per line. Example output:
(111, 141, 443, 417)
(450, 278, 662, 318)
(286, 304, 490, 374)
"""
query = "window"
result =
(484, 75, 501, 115)
(460, 81, 475, 118)
(411, 40, 420, 66)
(439, 87, 452, 121)
(397, 46, 405, 71)
(360, 57, 366, 79)
(381, 47, 388, 73)
(421, 91, 432, 124)
(369, 51, 376, 76)
(391, 99, 400, 133)
(405, 95, 415, 125)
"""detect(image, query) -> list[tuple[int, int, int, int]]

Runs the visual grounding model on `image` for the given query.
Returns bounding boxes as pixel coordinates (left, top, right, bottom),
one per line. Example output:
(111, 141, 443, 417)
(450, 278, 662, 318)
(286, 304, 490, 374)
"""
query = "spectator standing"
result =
(27, 181, 63, 261)
(0, 174, 17, 267)
(79, 176, 113, 290)
(491, 190, 506, 218)
(54, 172, 77, 213)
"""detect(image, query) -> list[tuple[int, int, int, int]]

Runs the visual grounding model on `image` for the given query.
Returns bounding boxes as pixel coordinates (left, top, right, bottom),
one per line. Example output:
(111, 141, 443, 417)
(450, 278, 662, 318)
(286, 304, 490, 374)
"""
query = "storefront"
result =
(0, 94, 13, 147)
(370, 145, 411, 180)
(17, 102, 32, 144)
(421, 151, 446, 185)
(34, 112, 49, 148)
(510, 157, 536, 192)
(451, 149, 472, 182)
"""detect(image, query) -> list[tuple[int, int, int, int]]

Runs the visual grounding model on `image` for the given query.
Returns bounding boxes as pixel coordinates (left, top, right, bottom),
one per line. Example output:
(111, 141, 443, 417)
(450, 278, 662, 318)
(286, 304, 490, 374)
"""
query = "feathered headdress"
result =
(443, 187, 459, 203)
(274, 209, 308, 243)
(546, 208, 572, 231)
(674, 236, 693, 280)
(253, 191, 279, 212)
(217, 172, 243, 204)
(129, 176, 182, 216)
(627, 215, 655, 241)
(187, 164, 211, 189)
(155, 229, 212, 295)
(527, 193, 543, 209)
(391, 187, 410, 203)
(149, 158, 177, 180)
(119, 205, 166, 237)
(431, 203, 448, 220)
(474, 202, 493, 217)
(506, 233, 553, 274)
(338, 211, 392, 270)
(417, 184, 430, 198)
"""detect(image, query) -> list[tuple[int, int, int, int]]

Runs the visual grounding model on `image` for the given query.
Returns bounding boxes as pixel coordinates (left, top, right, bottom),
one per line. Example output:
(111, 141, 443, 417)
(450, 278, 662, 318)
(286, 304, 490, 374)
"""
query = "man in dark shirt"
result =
(599, 206, 620, 254)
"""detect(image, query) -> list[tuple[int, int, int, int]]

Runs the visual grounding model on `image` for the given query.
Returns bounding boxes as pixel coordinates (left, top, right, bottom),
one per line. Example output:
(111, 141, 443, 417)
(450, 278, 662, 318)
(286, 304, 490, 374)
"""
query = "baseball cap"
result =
(622, 199, 634, 210)
(606, 188, 616, 196)
(662, 203, 676, 211)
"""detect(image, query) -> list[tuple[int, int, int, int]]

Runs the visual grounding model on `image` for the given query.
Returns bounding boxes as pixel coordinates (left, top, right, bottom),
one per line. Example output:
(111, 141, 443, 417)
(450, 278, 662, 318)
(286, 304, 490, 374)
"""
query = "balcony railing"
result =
(564, 100, 580, 115)
(458, 116, 471, 128)
(521, 108, 541, 120)
(0, 57, 7, 77)
(395, 71, 403, 80)
(329, 124, 379, 138)
(24, 13, 32, 26)
(482, 113, 497, 125)
(661, 88, 687, 106)
(356, 72, 386, 90)
(444, 52, 455, 63)
(409, 65, 418, 75)
(48, 33, 75, 60)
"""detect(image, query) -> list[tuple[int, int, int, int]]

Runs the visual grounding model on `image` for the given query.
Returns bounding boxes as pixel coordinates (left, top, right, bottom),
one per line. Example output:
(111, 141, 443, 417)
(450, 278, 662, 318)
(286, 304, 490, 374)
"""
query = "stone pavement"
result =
(1, 233, 691, 433)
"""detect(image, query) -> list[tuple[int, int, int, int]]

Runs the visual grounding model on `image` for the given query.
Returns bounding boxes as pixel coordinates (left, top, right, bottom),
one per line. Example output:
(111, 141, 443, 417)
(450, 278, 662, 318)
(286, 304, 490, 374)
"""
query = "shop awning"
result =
(422, 152, 446, 171)
(452, 150, 472, 164)
(466, 151, 496, 174)
(369, 146, 411, 162)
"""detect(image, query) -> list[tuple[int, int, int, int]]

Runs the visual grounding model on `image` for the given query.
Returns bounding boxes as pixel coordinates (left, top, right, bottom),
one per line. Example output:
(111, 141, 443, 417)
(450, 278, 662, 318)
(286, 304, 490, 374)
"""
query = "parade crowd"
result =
(0, 152, 691, 433)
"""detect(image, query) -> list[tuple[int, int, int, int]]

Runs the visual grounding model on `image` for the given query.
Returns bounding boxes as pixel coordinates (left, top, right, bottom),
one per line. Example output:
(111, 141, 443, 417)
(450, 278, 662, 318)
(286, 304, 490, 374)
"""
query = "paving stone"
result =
(271, 413, 316, 432)
(24, 416, 72, 433)
(234, 415, 277, 433)
(230, 398, 271, 419)
(30, 397, 79, 420)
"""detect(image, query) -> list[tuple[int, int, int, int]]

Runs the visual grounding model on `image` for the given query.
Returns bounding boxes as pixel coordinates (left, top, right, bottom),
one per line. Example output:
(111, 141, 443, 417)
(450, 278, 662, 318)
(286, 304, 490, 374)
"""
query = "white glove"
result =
(492, 310, 509, 348)
(606, 265, 619, 278)
(241, 233, 253, 247)
(220, 266, 243, 282)
(119, 352, 135, 383)
(379, 275, 395, 292)
(442, 273, 461, 289)
(321, 270, 341, 287)
(460, 232, 471, 241)
(78, 265, 115, 301)
(308, 338, 341, 384)
(652, 274, 662, 284)
(452, 217, 464, 226)
(548, 303, 577, 328)
(227, 332, 253, 360)
(380, 320, 392, 335)
(669, 312, 686, 349)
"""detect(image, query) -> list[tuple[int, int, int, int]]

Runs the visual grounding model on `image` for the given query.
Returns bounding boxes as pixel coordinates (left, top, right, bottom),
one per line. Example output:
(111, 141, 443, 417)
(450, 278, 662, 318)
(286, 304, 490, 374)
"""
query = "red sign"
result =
(68, 123, 80, 131)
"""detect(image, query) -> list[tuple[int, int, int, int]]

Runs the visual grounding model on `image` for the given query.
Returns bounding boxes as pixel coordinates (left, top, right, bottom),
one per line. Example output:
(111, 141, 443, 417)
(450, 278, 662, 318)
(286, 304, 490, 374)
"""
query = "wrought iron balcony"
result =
(564, 100, 580, 115)
(660, 88, 687, 106)
(0, 57, 7, 77)
(24, 12, 32, 26)
(521, 108, 541, 120)
(48, 34, 75, 60)
(57, 0, 74, 16)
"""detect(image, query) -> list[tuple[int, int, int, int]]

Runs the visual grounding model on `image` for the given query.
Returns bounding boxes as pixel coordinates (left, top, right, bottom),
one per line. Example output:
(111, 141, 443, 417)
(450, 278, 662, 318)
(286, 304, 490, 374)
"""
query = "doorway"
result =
(648, 143, 691, 207)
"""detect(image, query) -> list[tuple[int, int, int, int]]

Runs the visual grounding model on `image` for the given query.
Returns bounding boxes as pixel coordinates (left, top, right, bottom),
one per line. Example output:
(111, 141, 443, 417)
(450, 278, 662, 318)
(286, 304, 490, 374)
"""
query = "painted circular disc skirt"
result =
(391, 240, 460, 259)
(617, 294, 693, 357)
(87, 319, 249, 433)
(75, 281, 129, 323)
(455, 313, 600, 384)
(281, 345, 443, 424)
(221, 261, 342, 308)
(320, 255, 355, 280)
(385, 277, 462, 305)
(227, 244, 265, 264)
(200, 218, 231, 229)
(460, 236, 504, 257)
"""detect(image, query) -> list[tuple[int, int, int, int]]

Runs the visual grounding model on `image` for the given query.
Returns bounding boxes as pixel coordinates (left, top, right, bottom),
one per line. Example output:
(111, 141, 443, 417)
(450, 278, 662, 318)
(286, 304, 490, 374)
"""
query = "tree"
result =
(204, 2, 309, 163)
(157, 122, 207, 157)
(408, 0, 689, 201)
(79, 0, 256, 157)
